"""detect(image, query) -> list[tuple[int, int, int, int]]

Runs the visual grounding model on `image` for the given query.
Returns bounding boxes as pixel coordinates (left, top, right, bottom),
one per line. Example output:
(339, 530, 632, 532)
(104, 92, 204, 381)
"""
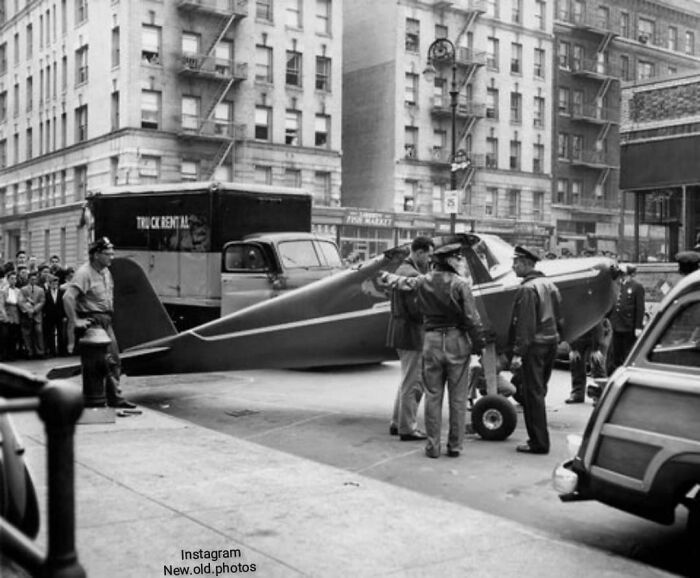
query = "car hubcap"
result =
(482, 409, 503, 430)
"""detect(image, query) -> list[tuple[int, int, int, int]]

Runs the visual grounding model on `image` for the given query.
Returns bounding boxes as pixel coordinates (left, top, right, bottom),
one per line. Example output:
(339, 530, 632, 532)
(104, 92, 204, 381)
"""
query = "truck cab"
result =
(221, 233, 344, 316)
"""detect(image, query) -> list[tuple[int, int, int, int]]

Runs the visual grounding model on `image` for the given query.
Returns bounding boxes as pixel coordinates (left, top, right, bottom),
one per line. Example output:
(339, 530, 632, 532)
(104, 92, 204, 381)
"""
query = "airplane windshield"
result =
(473, 235, 513, 280)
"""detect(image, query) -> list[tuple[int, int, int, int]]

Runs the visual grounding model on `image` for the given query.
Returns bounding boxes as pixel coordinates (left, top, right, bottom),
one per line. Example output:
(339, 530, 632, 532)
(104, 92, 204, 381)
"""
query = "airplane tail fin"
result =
(110, 257, 177, 350)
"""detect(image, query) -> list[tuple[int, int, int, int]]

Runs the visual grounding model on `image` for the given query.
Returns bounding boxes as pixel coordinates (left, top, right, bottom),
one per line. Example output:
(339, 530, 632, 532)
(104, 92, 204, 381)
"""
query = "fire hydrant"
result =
(79, 327, 112, 407)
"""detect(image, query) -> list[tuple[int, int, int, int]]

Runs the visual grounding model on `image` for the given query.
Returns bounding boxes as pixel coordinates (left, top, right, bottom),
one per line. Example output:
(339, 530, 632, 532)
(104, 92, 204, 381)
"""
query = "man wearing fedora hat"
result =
(508, 246, 563, 455)
(380, 243, 486, 458)
(63, 237, 136, 409)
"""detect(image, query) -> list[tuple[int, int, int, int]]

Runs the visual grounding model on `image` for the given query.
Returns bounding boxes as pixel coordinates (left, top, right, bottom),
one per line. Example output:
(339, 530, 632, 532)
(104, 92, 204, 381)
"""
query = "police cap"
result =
(89, 237, 115, 255)
(433, 243, 463, 259)
(676, 250, 700, 275)
(513, 245, 541, 263)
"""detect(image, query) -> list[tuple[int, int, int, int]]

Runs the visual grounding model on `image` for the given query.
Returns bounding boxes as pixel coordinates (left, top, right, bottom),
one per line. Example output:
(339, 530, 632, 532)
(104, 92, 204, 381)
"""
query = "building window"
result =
(572, 89, 583, 115)
(534, 48, 545, 78)
(533, 143, 544, 173)
(509, 139, 521, 170)
(638, 17, 654, 44)
(0, 43, 6, 75)
(181, 96, 200, 131)
(432, 183, 444, 214)
(486, 136, 498, 168)
(557, 87, 569, 114)
(26, 76, 32, 112)
(286, 50, 302, 86)
(686, 31, 695, 55)
(138, 155, 160, 182)
(572, 44, 583, 71)
(432, 129, 447, 160)
(512, 0, 521, 24)
(668, 26, 678, 51)
(510, 42, 522, 74)
(141, 90, 160, 129)
(534, 95, 545, 128)
(435, 24, 448, 39)
(486, 87, 498, 118)
(0, 90, 5, 123)
(255, 106, 271, 140)
(556, 179, 567, 203)
(620, 54, 630, 81)
(286, 0, 302, 28)
(285, 168, 302, 188)
(620, 12, 629, 38)
(214, 101, 232, 136)
(182, 32, 200, 59)
(256, 0, 272, 21)
(571, 180, 582, 204)
(535, 1, 545, 29)
(557, 133, 569, 159)
(75, 104, 87, 142)
(313, 171, 332, 205)
(485, 187, 497, 216)
(510, 91, 522, 124)
(75, 0, 87, 24)
(405, 18, 419, 52)
(487, 37, 499, 69)
(558, 40, 570, 69)
(26, 23, 33, 60)
(285, 110, 300, 145)
(256, 45, 273, 82)
(405, 72, 418, 105)
(75, 45, 88, 85)
(214, 40, 233, 75)
(13, 33, 19, 66)
(181, 160, 199, 181)
(572, 0, 583, 23)
(255, 165, 272, 184)
(637, 60, 654, 80)
(316, 0, 331, 35)
(111, 26, 120, 68)
(533, 191, 544, 220)
(486, 0, 499, 18)
(316, 56, 331, 91)
(74, 165, 87, 201)
(0, 139, 5, 169)
(142, 25, 161, 65)
(508, 189, 520, 217)
(314, 114, 329, 147)
(572, 134, 583, 160)
(404, 126, 418, 159)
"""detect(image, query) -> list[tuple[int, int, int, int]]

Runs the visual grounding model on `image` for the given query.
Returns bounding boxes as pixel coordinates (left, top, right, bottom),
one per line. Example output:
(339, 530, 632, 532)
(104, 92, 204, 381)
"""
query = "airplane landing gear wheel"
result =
(471, 395, 517, 441)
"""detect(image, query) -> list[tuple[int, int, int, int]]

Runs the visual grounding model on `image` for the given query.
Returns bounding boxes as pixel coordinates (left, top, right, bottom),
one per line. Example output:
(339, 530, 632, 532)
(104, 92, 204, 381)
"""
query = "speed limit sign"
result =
(444, 190, 460, 214)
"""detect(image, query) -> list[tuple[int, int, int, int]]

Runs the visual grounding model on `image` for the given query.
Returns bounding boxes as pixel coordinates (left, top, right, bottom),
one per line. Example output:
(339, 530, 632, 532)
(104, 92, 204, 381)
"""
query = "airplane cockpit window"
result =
(278, 240, 322, 269)
(224, 245, 268, 272)
(649, 300, 700, 368)
(473, 236, 513, 280)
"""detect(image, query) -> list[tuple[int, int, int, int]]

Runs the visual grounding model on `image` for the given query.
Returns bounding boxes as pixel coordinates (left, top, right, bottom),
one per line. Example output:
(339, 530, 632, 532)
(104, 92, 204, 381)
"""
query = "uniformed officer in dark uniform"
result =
(676, 250, 700, 276)
(508, 246, 563, 455)
(380, 243, 485, 459)
(609, 264, 645, 371)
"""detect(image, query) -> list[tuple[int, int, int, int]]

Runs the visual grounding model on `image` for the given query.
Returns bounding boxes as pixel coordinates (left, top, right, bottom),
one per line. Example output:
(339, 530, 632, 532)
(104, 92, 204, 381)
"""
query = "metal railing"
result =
(0, 365, 85, 577)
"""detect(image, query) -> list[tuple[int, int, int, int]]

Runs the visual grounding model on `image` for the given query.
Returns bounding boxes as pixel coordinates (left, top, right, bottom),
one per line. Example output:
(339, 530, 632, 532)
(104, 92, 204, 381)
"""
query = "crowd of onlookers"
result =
(0, 249, 78, 361)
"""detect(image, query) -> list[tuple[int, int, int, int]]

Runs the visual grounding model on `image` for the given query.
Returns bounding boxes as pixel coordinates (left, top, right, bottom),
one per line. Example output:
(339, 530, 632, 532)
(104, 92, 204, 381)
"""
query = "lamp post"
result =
(424, 38, 459, 234)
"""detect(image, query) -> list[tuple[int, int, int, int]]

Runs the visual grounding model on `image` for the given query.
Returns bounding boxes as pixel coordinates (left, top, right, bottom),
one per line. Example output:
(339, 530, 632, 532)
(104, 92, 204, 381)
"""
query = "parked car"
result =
(553, 269, 700, 537)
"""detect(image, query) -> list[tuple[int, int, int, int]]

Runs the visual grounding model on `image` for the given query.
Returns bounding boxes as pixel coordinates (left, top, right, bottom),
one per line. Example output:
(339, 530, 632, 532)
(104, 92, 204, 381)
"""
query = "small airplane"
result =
(50, 233, 617, 379)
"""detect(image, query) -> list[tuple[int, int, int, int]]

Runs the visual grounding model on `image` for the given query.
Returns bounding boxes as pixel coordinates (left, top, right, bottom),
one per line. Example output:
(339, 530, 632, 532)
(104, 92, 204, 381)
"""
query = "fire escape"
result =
(568, 8, 620, 210)
(429, 1, 487, 195)
(176, 0, 249, 178)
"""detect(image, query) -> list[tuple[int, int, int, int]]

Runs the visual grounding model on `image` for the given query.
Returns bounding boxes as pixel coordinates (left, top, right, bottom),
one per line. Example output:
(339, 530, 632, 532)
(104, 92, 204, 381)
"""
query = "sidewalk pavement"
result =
(5, 359, 674, 577)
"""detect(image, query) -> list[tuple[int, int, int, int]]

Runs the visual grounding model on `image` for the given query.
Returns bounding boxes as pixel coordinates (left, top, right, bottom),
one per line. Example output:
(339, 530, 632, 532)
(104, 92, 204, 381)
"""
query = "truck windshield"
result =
(278, 240, 323, 269)
(316, 240, 343, 267)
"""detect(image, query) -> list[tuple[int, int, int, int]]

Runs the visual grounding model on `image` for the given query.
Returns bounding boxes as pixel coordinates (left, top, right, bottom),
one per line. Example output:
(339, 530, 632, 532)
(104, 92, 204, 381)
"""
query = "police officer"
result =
(508, 246, 563, 455)
(387, 236, 434, 441)
(609, 264, 645, 371)
(381, 243, 485, 458)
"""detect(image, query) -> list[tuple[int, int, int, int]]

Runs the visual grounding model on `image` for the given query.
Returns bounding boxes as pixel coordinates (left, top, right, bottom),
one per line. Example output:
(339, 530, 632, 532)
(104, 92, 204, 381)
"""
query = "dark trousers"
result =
(44, 316, 67, 357)
(521, 343, 557, 453)
(611, 331, 636, 371)
(0, 322, 21, 361)
(570, 343, 606, 399)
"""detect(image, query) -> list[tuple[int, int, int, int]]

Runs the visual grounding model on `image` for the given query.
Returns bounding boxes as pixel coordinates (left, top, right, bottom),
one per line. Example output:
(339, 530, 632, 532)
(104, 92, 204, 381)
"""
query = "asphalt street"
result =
(116, 361, 695, 577)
